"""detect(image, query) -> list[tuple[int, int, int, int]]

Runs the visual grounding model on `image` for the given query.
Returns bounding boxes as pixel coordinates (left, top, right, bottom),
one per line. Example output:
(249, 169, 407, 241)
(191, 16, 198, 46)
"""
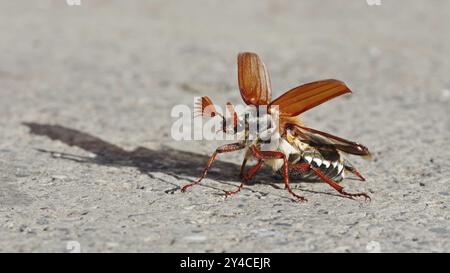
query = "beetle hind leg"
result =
(311, 166, 370, 200)
(343, 159, 366, 181)
(291, 162, 370, 201)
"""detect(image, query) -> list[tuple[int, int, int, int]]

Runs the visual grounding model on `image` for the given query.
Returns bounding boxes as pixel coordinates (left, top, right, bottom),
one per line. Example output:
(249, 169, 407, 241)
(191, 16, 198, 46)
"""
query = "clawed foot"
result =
(223, 189, 241, 198)
(288, 191, 308, 203)
(294, 196, 308, 203)
(340, 190, 371, 201)
(181, 183, 196, 193)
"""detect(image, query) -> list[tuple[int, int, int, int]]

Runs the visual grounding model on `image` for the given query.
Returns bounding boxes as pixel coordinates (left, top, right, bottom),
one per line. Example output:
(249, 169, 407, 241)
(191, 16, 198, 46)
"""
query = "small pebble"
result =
(52, 175, 68, 181)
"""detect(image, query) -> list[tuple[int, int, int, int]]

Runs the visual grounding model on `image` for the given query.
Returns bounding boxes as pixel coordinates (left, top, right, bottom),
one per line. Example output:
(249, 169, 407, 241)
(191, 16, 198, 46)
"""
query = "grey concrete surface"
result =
(0, 0, 449, 252)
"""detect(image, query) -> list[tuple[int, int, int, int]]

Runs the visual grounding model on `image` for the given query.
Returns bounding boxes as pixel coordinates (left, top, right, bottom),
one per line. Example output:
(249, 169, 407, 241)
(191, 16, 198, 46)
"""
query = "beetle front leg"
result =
(181, 142, 246, 192)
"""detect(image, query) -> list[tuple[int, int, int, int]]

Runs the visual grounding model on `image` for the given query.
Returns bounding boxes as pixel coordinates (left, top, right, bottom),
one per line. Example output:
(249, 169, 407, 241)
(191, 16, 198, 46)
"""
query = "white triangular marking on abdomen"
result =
(313, 158, 322, 167)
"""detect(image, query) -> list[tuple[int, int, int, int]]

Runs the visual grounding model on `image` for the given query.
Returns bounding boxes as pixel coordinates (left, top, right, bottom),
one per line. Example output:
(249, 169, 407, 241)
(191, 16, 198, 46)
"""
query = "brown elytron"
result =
(182, 52, 371, 202)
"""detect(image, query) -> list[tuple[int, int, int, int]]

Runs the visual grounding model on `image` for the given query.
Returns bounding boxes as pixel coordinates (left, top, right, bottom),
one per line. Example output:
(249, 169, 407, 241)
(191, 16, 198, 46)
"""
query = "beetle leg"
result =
(181, 142, 246, 192)
(224, 160, 263, 197)
(249, 145, 307, 202)
(292, 162, 370, 200)
(239, 157, 248, 179)
(343, 159, 366, 181)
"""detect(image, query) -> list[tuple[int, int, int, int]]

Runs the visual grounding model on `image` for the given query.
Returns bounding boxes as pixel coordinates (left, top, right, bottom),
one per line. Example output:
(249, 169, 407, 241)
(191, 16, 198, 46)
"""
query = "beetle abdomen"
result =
(279, 149, 345, 182)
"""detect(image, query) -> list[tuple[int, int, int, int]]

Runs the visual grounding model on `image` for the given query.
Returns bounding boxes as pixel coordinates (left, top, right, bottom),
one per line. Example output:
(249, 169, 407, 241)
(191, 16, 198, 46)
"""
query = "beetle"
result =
(181, 52, 371, 202)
